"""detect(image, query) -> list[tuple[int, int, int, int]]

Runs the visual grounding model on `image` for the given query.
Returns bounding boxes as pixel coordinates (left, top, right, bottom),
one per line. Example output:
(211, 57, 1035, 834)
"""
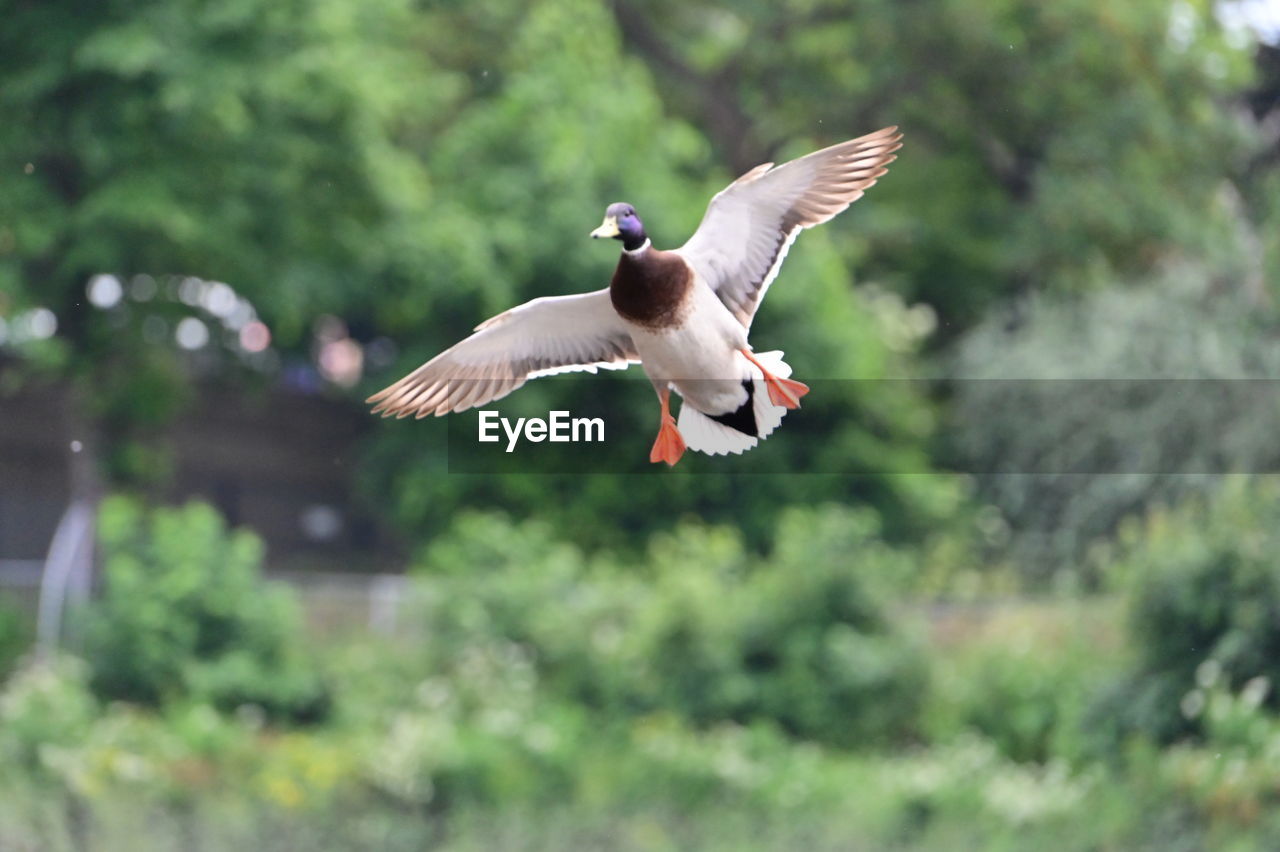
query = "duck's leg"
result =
(740, 349, 809, 409)
(649, 387, 687, 466)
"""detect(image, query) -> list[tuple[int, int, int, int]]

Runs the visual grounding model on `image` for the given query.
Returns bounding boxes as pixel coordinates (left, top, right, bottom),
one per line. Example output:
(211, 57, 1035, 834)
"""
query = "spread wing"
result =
(677, 126, 902, 328)
(367, 289, 638, 418)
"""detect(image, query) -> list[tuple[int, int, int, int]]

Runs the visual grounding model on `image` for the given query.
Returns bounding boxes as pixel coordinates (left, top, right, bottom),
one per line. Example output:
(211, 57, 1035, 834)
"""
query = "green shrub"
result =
(633, 507, 926, 747)
(923, 602, 1120, 763)
(86, 498, 330, 724)
(0, 597, 28, 681)
(1093, 477, 1280, 745)
(948, 266, 1280, 580)
(412, 505, 927, 749)
(0, 656, 99, 776)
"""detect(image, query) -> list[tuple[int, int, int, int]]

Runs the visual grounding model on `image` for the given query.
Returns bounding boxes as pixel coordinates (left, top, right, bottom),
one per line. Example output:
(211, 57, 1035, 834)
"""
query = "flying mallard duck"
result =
(368, 126, 902, 465)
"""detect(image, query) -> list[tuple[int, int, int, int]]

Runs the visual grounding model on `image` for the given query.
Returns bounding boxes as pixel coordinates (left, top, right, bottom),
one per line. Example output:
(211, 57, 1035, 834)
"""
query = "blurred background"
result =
(3, 0, 1280, 848)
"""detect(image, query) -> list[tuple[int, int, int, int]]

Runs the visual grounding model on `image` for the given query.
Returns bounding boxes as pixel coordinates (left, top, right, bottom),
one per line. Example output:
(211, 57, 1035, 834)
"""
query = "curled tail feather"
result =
(677, 351, 793, 456)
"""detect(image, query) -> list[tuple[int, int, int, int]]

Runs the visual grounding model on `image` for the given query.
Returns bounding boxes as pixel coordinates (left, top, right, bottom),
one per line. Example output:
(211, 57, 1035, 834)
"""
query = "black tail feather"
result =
(707, 379, 758, 438)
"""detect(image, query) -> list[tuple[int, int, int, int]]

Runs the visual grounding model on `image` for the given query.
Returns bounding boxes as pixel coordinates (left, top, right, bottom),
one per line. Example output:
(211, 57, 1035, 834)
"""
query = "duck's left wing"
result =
(677, 126, 902, 329)
(367, 289, 638, 418)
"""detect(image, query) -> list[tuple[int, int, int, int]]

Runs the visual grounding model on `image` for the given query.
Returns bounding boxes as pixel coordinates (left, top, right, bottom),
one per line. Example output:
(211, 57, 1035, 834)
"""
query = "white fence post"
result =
(35, 500, 95, 658)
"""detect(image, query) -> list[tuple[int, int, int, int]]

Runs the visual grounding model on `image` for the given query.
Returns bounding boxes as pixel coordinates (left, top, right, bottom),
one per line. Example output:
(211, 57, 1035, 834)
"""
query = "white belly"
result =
(625, 280, 752, 416)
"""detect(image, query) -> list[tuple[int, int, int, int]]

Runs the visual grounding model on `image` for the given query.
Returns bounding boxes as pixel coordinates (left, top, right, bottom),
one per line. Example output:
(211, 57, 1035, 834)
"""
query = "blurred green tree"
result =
(0, 599, 26, 681)
(360, 0, 1271, 552)
(409, 506, 928, 748)
(605, 0, 1262, 329)
(0, 0, 434, 488)
(0, 0, 952, 554)
(87, 497, 329, 722)
(947, 262, 1280, 578)
(4, 0, 1270, 560)
(356, 0, 954, 551)
(1088, 478, 1280, 747)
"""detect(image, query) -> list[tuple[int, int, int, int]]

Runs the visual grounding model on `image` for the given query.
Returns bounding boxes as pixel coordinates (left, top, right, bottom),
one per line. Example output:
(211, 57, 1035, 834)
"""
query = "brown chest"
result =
(608, 248, 694, 329)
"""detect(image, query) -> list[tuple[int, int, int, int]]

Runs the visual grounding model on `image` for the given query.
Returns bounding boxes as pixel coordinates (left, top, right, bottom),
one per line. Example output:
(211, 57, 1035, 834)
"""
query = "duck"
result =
(367, 125, 903, 466)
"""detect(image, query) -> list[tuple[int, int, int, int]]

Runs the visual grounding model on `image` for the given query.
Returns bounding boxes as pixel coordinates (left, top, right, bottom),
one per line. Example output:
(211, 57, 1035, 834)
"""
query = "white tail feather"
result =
(677, 350, 794, 456)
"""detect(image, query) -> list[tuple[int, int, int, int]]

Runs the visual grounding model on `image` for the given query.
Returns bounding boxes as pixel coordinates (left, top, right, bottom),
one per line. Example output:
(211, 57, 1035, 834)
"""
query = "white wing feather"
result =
(677, 126, 902, 329)
(367, 289, 638, 418)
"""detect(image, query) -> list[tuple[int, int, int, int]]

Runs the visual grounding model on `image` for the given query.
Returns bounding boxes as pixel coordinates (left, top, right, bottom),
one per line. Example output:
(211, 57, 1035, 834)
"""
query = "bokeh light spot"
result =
(87, 274, 124, 309)
(175, 316, 210, 350)
(239, 321, 272, 353)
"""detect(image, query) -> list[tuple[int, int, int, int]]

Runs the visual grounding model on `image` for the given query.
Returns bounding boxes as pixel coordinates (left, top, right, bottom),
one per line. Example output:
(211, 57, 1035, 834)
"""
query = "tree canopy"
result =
(1, 0, 1276, 557)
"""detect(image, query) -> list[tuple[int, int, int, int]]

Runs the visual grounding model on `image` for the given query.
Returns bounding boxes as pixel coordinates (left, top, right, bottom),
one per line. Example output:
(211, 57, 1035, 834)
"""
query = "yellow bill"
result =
(589, 216, 619, 239)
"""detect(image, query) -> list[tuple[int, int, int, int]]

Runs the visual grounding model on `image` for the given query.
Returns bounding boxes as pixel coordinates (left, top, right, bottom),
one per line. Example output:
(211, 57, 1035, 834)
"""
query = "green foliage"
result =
(86, 497, 329, 723)
(0, 0, 431, 331)
(948, 265, 1280, 578)
(12, 691, 1280, 851)
(0, 0, 441, 498)
(1113, 675, 1280, 843)
(607, 0, 1260, 327)
(0, 597, 28, 681)
(355, 0, 955, 553)
(412, 506, 927, 749)
(9, 549, 1280, 848)
(0, 657, 99, 777)
(1092, 478, 1280, 745)
(0, 0, 1278, 843)
(0, 0, 958, 553)
(0, 0, 444, 502)
(0, 0, 1276, 567)
(924, 602, 1120, 764)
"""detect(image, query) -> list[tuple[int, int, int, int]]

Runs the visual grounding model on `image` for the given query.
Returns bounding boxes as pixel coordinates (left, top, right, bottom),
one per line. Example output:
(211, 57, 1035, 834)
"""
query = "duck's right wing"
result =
(367, 289, 638, 418)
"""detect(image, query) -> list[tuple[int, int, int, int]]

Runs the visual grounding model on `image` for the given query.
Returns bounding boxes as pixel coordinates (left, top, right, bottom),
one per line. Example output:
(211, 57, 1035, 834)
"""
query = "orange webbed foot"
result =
(763, 375, 809, 410)
(740, 348, 809, 410)
(649, 415, 687, 466)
